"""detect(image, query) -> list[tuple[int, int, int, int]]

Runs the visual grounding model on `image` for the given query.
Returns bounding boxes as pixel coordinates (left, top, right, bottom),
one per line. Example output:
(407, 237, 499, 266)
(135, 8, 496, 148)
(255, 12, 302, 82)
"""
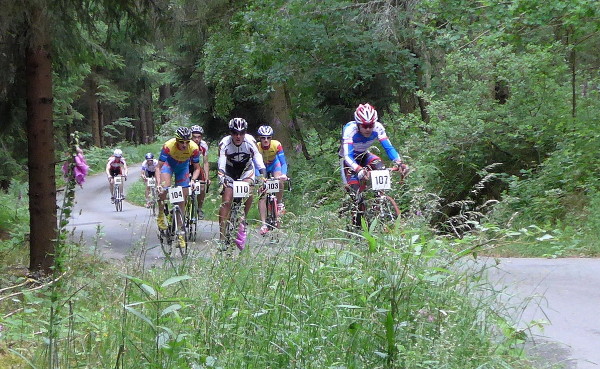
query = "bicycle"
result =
(261, 176, 292, 234)
(221, 179, 251, 255)
(184, 180, 205, 242)
(146, 177, 158, 216)
(157, 186, 188, 258)
(113, 175, 126, 212)
(346, 166, 402, 232)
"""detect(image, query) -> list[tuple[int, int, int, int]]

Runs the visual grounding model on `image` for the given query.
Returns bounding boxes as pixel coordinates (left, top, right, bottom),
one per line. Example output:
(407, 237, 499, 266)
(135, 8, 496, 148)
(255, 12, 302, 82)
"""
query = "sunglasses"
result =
(176, 139, 190, 144)
(360, 123, 375, 129)
(259, 136, 272, 140)
(231, 131, 246, 136)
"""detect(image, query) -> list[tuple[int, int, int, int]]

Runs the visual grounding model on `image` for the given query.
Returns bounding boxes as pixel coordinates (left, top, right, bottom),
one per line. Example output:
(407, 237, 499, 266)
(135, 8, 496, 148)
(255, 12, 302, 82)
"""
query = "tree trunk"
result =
(88, 71, 101, 146)
(268, 84, 293, 153)
(26, 6, 57, 276)
(283, 84, 311, 160)
(98, 101, 104, 147)
(145, 88, 154, 142)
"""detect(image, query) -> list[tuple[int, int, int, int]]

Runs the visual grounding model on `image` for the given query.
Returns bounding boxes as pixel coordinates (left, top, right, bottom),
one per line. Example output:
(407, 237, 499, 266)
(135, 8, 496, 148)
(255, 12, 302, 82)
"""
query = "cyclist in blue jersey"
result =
(339, 103, 408, 195)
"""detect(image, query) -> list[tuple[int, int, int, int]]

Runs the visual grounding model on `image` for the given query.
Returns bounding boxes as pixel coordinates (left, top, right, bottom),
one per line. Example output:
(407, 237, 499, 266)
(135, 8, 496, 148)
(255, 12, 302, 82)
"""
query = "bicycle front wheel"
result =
(114, 186, 123, 212)
(365, 195, 400, 231)
(266, 196, 279, 230)
(173, 205, 188, 257)
(185, 196, 197, 242)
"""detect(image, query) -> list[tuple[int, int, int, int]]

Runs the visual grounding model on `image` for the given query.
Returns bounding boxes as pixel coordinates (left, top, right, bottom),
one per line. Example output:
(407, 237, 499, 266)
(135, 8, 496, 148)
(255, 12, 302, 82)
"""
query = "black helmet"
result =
(145, 152, 154, 160)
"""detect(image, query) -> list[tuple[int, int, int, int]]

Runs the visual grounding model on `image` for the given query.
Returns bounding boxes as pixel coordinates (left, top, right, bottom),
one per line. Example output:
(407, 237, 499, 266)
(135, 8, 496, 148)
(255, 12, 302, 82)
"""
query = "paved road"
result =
(484, 258, 600, 368)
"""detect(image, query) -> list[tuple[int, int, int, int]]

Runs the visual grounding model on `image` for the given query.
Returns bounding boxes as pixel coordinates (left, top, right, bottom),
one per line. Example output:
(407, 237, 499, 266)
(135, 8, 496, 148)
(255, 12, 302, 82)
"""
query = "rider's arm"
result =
(275, 143, 288, 175)
(191, 162, 201, 181)
(250, 140, 267, 177)
(217, 138, 228, 183)
(122, 159, 129, 177)
(341, 127, 360, 171)
(105, 158, 111, 177)
(375, 124, 401, 163)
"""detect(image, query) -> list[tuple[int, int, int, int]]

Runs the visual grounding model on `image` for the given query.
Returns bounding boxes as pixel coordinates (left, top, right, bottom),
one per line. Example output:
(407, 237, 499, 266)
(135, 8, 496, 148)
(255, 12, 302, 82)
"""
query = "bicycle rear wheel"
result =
(149, 187, 157, 216)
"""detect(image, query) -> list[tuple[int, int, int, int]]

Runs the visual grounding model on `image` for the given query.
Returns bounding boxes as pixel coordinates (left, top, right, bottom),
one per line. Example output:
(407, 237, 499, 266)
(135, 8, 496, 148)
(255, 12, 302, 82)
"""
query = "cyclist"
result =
(255, 125, 289, 235)
(190, 125, 210, 220)
(140, 152, 158, 208)
(156, 127, 202, 248)
(105, 148, 129, 203)
(340, 103, 408, 195)
(217, 118, 266, 246)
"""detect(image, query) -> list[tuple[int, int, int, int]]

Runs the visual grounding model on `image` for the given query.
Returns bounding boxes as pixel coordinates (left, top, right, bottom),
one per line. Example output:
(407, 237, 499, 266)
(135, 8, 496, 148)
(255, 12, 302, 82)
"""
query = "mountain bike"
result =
(146, 177, 158, 216)
(221, 179, 251, 255)
(262, 176, 292, 234)
(158, 186, 188, 257)
(346, 166, 402, 232)
(113, 175, 126, 212)
(184, 180, 204, 242)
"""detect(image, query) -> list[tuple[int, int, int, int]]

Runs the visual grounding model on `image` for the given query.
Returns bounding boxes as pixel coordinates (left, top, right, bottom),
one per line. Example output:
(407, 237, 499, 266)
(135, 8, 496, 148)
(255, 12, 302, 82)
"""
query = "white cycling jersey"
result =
(218, 134, 266, 178)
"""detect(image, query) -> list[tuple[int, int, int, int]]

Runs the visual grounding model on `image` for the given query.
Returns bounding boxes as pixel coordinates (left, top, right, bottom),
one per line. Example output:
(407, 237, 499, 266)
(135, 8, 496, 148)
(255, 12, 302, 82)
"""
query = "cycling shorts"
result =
(161, 162, 191, 188)
(144, 170, 156, 178)
(343, 152, 383, 186)
(109, 167, 123, 177)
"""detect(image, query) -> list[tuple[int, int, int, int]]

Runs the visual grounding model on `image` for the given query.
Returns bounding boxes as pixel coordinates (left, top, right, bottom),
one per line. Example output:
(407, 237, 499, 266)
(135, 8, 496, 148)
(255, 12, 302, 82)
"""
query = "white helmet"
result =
(257, 125, 274, 136)
(228, 118, 248, 132)
(113, 149, 123, 157)
(354, 103, 378, 125)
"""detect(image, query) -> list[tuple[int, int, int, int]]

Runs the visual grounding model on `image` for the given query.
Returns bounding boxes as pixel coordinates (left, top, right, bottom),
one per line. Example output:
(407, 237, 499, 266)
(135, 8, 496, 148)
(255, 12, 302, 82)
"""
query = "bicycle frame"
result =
(351, 167, 400, 231)
(158, 186, 188, 257)
(113, 175, 124, 212)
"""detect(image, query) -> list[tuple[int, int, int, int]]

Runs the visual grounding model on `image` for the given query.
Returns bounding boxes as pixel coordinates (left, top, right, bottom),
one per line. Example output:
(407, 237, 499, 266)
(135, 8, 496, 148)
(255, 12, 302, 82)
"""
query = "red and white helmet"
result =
(354, 103, 378, 125)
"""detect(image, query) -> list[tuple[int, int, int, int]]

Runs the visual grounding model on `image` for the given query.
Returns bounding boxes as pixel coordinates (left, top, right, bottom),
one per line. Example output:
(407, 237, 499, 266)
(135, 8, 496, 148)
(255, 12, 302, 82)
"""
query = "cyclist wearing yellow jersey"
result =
(255, 125, 288, 235)
(156, 127, 201, 247)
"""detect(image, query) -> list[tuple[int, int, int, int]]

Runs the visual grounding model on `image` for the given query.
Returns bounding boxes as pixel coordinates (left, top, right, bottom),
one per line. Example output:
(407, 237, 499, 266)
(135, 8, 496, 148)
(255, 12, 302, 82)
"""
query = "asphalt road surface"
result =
(65, 168, 599, 368)
(484, 258, 600, 368)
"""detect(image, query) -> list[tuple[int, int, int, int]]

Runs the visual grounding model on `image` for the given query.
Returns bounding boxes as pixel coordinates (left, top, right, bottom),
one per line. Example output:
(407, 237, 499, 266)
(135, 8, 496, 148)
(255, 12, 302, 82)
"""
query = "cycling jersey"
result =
(159, 138, 200, 167)
(218, 134, 266, 180)
(141, 159, 158, 172)
(107, 156, 127, 169)
(257, 139, 288, 175)
(340, 121, 400, 171)
(189, 140, 209, 177)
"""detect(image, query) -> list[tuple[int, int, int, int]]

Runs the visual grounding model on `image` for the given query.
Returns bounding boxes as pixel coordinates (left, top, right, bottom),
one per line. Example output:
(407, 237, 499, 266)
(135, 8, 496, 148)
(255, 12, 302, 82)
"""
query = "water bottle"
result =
(235, 222, 247, 250)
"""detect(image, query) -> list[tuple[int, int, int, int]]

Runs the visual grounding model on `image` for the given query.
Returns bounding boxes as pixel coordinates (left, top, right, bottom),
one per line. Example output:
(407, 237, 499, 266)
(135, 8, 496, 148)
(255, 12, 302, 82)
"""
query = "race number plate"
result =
(114, 176, 123, 185)
(146, 177, 156, 187)
(265, 179, 280, 194)
(232, 181, 251, 198)
(371, 170, 391, 190)
(168, 186, 184, 204)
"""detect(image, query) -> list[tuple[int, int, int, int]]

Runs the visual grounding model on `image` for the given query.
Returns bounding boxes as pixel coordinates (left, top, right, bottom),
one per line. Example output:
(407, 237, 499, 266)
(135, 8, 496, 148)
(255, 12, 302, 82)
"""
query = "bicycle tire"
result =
(266, 195, 278, 230)
(159, 205, 173, 257)
(224, 200, 242, 253)
(364, 195, 400, 231)
(173, 205, 188, 257)
(149, 187, 157, 216)
(185, 195, 197, 242)
(114, 185, 122, 212)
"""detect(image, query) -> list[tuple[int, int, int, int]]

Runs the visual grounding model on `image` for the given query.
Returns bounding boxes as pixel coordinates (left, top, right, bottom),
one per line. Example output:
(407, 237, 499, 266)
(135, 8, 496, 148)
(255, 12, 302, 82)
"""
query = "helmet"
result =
(175, 126, 192, 141)
(113, 149, 123, 157)
(257, 125, 274, 136)
(191, 125, 204, 134)
(145, 152, 154, 160)
(228, 118, 248, 132)
(354, 103, 378, 125)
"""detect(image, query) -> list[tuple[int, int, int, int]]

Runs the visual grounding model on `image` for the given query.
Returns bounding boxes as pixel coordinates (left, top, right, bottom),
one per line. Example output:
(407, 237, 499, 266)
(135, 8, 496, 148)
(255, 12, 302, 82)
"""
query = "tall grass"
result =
(1, 214, 535, 368)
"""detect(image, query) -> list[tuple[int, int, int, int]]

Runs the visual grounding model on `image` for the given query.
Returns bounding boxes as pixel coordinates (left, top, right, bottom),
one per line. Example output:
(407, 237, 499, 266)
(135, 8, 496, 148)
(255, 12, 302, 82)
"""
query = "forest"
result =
(1, 0, 599, 367)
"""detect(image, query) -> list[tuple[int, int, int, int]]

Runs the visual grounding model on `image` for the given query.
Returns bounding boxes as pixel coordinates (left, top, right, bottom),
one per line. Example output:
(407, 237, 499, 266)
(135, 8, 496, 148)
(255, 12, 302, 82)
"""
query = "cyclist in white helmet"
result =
(255, 125, 289, 235)
(105, 148, 129, 203)
(217, 118, 266, 248)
